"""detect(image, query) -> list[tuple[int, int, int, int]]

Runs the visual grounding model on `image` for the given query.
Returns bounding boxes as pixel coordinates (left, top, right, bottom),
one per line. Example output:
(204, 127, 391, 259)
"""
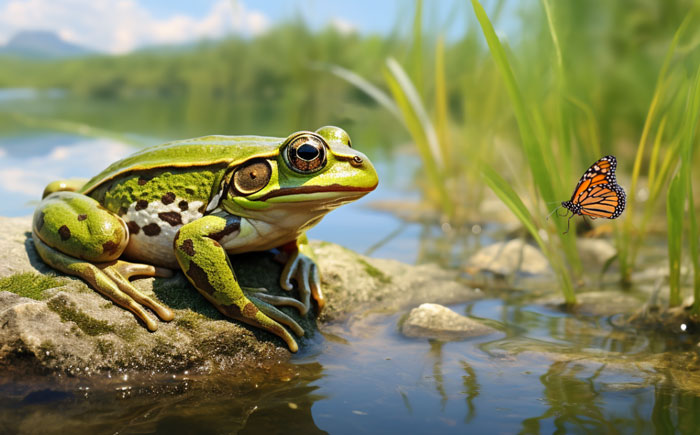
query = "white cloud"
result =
(329, 17, 356, 35)
(0, 0, 270, 54)
(0, 139, 132, 197)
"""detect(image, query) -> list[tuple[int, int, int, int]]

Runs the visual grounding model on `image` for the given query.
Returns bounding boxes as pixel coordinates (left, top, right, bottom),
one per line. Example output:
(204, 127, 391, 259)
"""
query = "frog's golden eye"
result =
(232, 160, 271, 195)
(286, 134, 327, 173)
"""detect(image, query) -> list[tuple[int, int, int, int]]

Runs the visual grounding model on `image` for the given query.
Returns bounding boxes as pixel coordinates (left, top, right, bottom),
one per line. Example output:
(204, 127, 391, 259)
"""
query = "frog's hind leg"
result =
(33, 233, 174, 331)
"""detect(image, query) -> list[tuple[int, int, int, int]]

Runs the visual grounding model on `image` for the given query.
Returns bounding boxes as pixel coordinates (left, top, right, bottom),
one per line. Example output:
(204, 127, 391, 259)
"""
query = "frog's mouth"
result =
(256, 183, 378, 202)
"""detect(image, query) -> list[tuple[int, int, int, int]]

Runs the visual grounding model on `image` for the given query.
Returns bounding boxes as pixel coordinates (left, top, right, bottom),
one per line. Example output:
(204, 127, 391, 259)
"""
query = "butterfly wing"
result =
(568, 155, 618, 202)
(577, 183, 626, 219)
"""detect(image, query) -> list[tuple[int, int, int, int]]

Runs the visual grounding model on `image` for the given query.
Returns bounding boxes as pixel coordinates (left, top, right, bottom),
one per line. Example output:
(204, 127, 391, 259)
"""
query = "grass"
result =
(328, 0, 700, 306)
(0, 272, 63, 300)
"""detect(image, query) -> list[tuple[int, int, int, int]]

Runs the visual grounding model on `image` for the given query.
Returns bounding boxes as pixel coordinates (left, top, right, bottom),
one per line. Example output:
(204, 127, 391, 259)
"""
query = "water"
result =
(2, 90, 700, 433)
(2, 297, 698, 433)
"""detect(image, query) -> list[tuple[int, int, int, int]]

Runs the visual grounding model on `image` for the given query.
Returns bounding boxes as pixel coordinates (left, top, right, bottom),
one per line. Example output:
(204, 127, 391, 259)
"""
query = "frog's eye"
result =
(286, 133, 327, 173)
(232, 160, 272, 195)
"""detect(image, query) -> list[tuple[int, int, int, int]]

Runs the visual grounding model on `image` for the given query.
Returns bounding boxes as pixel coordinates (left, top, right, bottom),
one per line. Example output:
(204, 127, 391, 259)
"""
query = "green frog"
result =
(32, 126, 378, 352)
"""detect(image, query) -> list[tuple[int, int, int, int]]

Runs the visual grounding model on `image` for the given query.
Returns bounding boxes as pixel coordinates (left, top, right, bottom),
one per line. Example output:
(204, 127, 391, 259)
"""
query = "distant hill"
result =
(0, 30, 94, 59)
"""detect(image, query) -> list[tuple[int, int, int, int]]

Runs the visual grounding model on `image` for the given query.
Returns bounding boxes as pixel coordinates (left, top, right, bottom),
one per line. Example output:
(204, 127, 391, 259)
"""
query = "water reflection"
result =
(459, 360, 479, 423)
(519, 361, 616, 434)
(0, 362, 327, 434)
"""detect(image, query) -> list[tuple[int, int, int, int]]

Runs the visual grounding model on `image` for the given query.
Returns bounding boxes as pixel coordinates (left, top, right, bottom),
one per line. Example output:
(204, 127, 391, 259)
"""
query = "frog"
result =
(32, 126, 378, 352)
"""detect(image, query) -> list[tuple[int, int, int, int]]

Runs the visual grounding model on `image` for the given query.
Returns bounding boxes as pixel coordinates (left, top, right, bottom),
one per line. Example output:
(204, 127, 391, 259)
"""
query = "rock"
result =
(0, 216, 480, 375)
(315, 242, 483, 323)
(401, 303, 498, 341)
(466, 239, 551, 276)
(577, 238, 616, 267)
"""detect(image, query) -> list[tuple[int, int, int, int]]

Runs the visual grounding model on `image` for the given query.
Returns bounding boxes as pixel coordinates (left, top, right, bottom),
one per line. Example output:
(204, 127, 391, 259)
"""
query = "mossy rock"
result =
(0, 216, 480, 375)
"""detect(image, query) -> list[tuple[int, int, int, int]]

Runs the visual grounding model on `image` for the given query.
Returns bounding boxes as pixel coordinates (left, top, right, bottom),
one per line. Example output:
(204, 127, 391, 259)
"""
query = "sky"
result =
(0, 0, 480, 55)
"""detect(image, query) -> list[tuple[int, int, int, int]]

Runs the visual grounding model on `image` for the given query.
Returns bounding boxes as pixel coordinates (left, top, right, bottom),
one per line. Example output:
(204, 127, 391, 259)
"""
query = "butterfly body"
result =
(558, 155, 626, 232)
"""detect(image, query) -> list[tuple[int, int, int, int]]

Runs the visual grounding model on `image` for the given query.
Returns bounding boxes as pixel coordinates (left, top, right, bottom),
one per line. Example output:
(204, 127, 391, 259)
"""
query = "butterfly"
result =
(555, 155, 626, 234)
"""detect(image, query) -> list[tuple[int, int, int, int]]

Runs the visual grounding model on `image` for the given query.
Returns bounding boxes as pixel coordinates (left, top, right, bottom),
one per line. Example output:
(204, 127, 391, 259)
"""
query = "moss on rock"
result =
(0, 272, 63, 300)
(46, 297, 116, 336)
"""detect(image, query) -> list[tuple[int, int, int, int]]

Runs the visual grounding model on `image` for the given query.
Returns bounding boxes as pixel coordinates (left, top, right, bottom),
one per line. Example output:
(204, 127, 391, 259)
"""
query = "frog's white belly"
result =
(123, 196, 205, 268)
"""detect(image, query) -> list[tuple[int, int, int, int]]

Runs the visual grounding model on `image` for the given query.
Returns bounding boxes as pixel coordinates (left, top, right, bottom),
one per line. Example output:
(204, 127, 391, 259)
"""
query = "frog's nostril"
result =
(351, 156, 363, 167)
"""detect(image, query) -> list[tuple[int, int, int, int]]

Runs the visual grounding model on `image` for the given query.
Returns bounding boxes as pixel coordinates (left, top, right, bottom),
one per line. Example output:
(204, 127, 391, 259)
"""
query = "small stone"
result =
(466, 239, 551, 276)
(577, 239, 616, 267)
(401, 303, 497, 341)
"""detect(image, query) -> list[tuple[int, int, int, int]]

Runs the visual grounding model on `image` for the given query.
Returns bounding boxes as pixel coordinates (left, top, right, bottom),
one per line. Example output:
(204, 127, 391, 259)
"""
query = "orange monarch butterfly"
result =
(556, 155, 626, 234)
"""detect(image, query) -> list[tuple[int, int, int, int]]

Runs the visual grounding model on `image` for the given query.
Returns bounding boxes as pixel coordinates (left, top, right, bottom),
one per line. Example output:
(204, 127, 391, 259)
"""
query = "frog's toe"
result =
(280, 252, 325, 314)
(110, 261, 174, 279)
(97, 261, 175, 322)
(243, 286, 307, 313)
(247, 295, 305, 338)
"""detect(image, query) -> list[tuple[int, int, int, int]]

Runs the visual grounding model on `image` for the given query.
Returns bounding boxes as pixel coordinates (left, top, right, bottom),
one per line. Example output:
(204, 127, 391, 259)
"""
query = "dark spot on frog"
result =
(135, 200, 149, 211)
(178, 200, 189, 211)
(77, 214, 87, 221)
(58, 225, 71, 241)
(186, 262, 216, 296)
(185, 188, 195, 195)
(138, 175, 153, 186)
(118, 206, 128, 217)
(126, 221, 140, 235)
(162, 192, 176, 205)
(180, 239, 196, 256)
(158, 211, 182, 226)
(210, 218, 241, 241)
(198, 204, 207, 214)
(102, 240, 120, 255)
(34, 211, 45, 231)
(142, 223, 161, 236)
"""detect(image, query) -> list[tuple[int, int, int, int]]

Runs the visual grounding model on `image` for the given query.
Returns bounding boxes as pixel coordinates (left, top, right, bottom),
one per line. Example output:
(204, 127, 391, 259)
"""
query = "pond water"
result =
(2, 91, 700, 433)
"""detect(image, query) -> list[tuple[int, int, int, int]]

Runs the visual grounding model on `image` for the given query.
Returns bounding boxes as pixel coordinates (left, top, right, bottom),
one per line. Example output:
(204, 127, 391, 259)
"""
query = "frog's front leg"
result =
(279, 234, 324, 314)
(174, 215, 306, 352)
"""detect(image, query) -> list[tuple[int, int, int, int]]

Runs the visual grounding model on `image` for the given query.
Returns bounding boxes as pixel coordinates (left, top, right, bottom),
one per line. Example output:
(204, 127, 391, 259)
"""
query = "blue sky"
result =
(0, 0, 497, 54)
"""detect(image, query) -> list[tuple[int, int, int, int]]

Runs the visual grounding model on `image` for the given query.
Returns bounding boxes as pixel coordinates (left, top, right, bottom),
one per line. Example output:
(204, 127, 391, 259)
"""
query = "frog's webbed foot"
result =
(33, 235, 175, 331)
(279, 243, 324, 315)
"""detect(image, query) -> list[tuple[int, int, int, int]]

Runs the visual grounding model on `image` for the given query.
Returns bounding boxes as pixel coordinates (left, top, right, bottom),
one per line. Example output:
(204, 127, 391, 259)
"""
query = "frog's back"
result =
(80, 135, 282, 195)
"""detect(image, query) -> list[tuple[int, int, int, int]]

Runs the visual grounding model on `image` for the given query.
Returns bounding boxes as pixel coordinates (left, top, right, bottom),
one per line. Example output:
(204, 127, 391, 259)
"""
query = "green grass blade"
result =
(383, 58, 452, 217)
(386, 58, 444, 169)
(471, 0, 555, 203)
(668, 65, 700, 308)
(481, 165, 576, 304)
(471, 0, 580, 280)
(648, 116, 668, 189)
(434, 36, 451, 170)
(689, 182, 700, 315)
(667, 171, 684, 307)
(322, 63, 402, 121)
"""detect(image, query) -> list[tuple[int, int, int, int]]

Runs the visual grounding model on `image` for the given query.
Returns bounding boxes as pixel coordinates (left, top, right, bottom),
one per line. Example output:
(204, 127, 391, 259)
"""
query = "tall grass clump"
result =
(325, 1, 494, 223)
(471, 0, 581, 302)
(667, 67, 700, 309)
(616, 10, 700, 290)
